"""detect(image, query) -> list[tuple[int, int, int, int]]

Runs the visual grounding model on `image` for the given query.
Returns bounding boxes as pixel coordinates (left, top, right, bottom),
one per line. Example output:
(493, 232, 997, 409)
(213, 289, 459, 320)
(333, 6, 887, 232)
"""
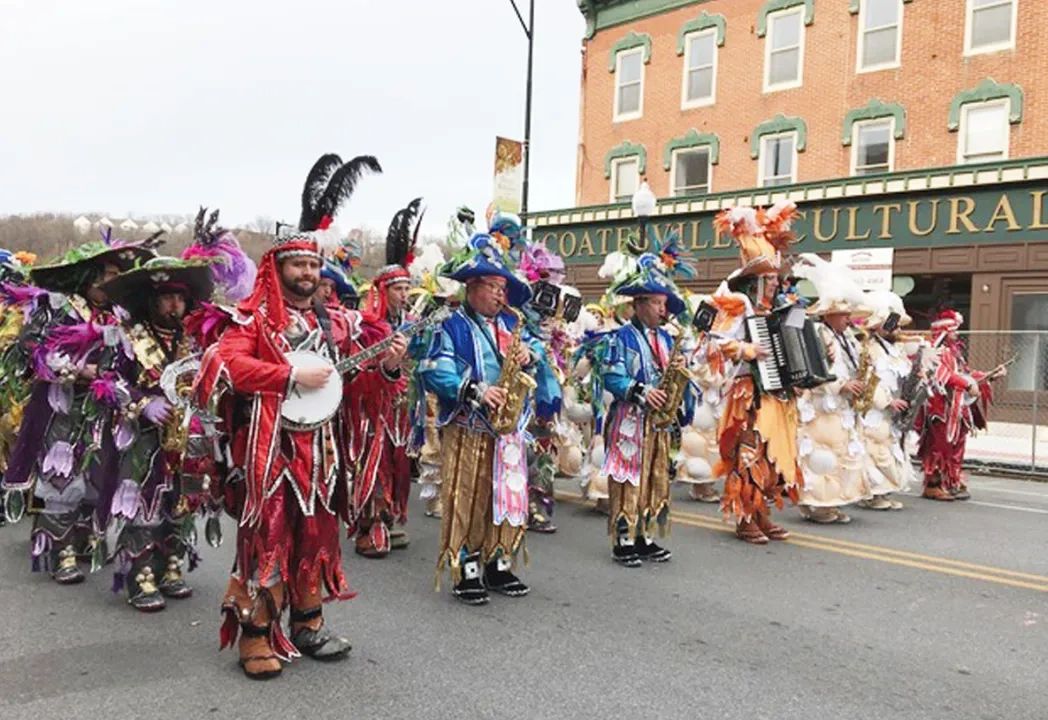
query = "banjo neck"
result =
(332, 307, 447, 375)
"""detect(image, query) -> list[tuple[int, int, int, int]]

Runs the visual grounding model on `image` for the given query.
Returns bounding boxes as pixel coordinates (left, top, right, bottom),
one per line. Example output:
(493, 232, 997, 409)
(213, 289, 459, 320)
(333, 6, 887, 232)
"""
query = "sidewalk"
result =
(965, 421, 1048, 474)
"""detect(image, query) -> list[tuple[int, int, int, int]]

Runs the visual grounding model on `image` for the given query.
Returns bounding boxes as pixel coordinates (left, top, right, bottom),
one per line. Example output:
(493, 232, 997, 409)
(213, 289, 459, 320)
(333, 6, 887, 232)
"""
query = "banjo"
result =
(281, 306, 450, 431)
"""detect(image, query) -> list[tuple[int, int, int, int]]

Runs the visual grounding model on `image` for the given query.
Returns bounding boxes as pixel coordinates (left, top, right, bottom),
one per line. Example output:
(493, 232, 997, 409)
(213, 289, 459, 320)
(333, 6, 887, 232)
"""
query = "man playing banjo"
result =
(194, 154, 406, 680)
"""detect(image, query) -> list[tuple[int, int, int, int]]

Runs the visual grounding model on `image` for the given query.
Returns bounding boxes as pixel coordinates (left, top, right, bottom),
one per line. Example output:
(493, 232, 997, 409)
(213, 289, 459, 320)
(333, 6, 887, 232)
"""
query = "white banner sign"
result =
(831, 247, 894, 290)
(492, 136, 524, 215)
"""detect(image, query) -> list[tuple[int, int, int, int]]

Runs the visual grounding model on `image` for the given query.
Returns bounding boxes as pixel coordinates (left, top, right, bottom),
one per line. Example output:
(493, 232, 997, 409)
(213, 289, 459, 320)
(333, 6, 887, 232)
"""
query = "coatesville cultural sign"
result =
(535, 186, 1048, 266)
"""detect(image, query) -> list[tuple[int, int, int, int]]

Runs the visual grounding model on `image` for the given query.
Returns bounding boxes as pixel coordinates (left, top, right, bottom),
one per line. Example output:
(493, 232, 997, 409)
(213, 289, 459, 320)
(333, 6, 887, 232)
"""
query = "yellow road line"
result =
(555, 491, 1048, 592)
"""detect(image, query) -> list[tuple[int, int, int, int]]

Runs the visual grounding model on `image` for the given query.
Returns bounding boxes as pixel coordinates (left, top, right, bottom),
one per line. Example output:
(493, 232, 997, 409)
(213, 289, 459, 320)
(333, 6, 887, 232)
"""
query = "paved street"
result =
(1, 475, 1046, 720)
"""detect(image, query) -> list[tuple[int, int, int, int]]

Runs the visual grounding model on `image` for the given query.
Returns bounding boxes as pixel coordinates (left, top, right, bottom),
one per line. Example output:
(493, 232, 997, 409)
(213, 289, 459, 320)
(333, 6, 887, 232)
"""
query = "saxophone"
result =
(852, 333, 879, 415)
(650, 322, 692, 429)
(488, 306, 538, 435)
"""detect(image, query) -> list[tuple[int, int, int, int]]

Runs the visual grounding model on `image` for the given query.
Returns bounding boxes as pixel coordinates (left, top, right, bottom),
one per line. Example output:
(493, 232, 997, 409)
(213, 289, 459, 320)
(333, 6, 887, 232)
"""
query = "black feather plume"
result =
(193, 207, 207, 240)
(385, 197, 423, 267)
(311, 155, 382, 231)
(298, 154, 343, 230)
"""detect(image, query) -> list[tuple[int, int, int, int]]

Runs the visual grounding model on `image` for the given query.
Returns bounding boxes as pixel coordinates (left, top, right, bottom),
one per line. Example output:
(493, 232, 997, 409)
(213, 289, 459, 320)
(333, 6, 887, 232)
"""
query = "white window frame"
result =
(669, 147, 713, 197)
(964, 0, 1018, 56)
(850, 117, 896, 176)
(609, 156, 640, 203)
(757, 131, 799, 187)
(680, 28, 718, 110)
(763, 6, 805, 93)
(613, 47, 645, 122)
(956, 99, 1011, 164)
(856, 0, 904, 73)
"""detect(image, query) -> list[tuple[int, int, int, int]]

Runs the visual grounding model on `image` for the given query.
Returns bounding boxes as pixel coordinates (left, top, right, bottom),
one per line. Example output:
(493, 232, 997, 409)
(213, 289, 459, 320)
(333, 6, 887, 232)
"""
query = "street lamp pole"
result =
(508, 0, 534, 219)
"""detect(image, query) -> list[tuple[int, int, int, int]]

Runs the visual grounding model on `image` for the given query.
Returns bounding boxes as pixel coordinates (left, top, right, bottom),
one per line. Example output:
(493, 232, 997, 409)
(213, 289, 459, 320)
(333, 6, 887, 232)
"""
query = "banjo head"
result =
(282, 351, 343, 431)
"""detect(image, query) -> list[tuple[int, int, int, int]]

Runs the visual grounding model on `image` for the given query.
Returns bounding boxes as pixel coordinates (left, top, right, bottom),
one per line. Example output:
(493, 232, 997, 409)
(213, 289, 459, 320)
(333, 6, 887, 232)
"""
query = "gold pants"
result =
(607, 420, 671, 538)
(436, 424, 526, 584)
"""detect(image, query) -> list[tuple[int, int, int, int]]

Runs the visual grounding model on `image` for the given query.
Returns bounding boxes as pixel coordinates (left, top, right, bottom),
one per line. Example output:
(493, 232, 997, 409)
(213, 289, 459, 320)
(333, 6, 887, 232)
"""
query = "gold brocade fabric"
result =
(607, 416, 671, 539)
(436, 424, 526, 586)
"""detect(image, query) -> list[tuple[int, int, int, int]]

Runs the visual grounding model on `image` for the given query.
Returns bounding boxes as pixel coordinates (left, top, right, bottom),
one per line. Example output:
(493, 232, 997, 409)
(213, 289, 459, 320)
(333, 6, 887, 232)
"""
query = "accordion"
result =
(745, 305, 836, 392)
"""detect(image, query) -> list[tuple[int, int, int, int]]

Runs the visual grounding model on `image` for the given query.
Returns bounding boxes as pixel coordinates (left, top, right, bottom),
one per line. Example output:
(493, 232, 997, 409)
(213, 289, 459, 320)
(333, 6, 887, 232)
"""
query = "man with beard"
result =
(99, 257, 218, 611)
(194, 154, 405, 680)
(2, 232, 156, 583)
(354, 198, 422, 558)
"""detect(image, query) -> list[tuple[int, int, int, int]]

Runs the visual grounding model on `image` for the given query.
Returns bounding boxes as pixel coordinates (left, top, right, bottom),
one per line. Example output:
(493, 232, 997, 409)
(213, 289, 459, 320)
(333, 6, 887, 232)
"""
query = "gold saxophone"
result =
(852, 333, 879, 415)
(650, 322, 692, 429)
(488, 306, 538, 435)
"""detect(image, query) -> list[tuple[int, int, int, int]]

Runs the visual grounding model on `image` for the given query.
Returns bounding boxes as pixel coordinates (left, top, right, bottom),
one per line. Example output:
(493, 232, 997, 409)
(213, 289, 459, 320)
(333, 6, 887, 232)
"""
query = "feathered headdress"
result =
(791, 252, 869, 317)
(181, 207, 257, 302)
(241, 153, 382, 331)
(362, 198, 424, 322)
(714, 200, 799, 278)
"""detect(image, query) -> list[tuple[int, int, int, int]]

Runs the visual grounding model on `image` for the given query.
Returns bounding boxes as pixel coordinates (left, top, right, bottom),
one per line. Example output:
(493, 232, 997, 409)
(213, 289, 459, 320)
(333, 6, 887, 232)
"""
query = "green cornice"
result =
(604, 141, 647, 178)
(579, 0, 713, 40)
(676, 12, 726, 55)
(608, 31, 652, 71)
(848, 0, 913, 14)
(750, 114, 808, 158)
(842, 99, 907, 146)
(663, 130, 720, 170)
(756, 0, 814, 38)
(948, 78, 1025, 131)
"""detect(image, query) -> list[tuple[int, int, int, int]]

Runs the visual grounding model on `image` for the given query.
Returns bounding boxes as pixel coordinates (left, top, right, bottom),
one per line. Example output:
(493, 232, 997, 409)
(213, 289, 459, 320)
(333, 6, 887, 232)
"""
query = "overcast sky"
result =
(0, 0, 585, 236)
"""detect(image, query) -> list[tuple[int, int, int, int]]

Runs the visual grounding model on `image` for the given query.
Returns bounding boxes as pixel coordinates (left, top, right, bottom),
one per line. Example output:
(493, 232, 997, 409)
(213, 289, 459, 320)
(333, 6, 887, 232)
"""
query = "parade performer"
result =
(677, 294, 729, 504)
(354, 198, 424, 558)
(791, 253, 872, 525)
(599, 251, 695, 567)
(419, 233, 555, 605)
(193, 153, 402, 679)
(2, 232, 156, 581)
(857, 290, 916, 510)
(100, 257, 218, 611)
(712, 204, 803, 544)
(917, 309, 1004, 501)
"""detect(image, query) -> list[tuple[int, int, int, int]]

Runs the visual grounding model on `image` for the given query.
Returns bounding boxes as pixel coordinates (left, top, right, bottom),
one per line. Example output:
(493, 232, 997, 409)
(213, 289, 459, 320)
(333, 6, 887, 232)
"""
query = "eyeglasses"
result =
(476, 280, 507, 295)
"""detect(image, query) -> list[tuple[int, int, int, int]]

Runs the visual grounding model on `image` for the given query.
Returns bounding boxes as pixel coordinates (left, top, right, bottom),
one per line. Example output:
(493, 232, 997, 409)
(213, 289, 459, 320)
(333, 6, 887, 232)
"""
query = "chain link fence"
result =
(959, 331, 1048, 478)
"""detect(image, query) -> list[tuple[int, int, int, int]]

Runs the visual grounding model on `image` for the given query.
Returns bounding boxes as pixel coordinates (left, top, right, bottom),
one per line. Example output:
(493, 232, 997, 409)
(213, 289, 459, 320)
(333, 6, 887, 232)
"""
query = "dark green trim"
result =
(948, 78, 1025, 131)
(663, 130, 720, 170)
(848, 0, 913, 14)
(756, 0, 814, 38)
(580, 0, 713, 40)
(608, 31, 652, 72)
(529, 156, 1048, 221)
(604, 141, 647, 178)
(842, 99, 907, 146)
(676, 12, 726, 54)
(750, 114, 807, 159)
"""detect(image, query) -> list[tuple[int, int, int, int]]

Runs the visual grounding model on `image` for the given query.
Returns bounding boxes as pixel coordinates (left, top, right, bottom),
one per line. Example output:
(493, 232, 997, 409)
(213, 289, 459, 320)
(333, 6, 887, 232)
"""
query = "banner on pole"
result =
(492, 136, 524, 216)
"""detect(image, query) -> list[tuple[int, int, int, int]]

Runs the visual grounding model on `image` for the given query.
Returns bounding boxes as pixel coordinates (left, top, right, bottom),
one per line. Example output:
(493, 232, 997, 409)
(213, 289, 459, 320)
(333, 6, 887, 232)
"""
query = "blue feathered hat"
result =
(321, 258, 358, 299)
(441, 233, 532, 308)
(609, 253, 686, 316)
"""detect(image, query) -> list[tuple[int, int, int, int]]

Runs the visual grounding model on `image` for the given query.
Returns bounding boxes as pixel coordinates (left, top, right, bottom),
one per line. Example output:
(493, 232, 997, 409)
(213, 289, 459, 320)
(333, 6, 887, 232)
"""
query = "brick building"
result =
(531, 0, 1047, 349)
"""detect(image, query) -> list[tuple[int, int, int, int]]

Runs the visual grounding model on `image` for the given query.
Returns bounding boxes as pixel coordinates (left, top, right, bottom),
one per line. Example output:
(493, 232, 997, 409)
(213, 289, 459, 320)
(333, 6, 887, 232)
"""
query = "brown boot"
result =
(922, 484, 954, 501)
(735, 519, 769, 545)
(237, 586, 283, 680)
(755, 510, 789, 541)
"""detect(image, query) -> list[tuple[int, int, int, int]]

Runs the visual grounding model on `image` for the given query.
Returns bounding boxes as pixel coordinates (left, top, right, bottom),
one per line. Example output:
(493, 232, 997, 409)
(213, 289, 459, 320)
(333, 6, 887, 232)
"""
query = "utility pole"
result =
(509, 0, 534, 219)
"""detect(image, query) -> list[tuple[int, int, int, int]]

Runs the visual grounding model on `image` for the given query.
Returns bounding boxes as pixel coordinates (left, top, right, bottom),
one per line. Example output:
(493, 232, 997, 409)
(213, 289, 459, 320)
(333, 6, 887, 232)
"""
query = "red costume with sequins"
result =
(916, 311, 994, 494)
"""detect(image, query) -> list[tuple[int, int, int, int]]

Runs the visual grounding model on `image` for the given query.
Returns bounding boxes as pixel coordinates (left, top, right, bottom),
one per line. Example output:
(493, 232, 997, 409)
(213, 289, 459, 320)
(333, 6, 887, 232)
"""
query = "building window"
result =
(965, 0, 1017, 55)
(957, 100, 1010, 163)
(759, 132, 797, 187)
(851, 118, 894, 175)
(764, 7, 804, 92)
(614, 48, 644, 121)
(670, 148, 711, 196)
(610, 157, 640, 202)
(681, 29, 717, 108)
(857, 0, 902, 71)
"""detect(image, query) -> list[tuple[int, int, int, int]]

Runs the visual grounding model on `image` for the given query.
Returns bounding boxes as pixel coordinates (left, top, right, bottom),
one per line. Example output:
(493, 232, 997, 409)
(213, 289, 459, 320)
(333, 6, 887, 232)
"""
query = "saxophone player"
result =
(418, 234, 557, 606)
(599, 253, 695, 567)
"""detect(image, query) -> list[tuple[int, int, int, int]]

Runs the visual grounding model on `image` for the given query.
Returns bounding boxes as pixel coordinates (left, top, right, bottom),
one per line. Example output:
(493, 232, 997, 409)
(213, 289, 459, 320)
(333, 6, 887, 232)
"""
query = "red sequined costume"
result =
(916, 310, 994, 497)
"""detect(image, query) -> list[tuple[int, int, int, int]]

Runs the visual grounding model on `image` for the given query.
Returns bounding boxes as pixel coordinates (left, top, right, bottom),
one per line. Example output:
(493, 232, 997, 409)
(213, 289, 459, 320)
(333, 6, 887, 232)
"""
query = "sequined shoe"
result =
(452, 552, 489, 605)
(389, 529, 410, 550)
(483, 559, 529, 597)
(128, 564, 166, 613)
(290, 608, 352, 661)
(635, 537, 672, 562)
(158, 555, 193, 599)
(52, 545, 85, 585)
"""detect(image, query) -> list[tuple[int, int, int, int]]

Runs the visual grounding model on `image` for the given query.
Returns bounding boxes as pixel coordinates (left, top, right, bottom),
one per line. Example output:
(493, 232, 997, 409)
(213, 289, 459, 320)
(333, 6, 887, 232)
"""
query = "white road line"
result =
(971, 485, 1048, 499)
(967, 500, 1048, 515)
